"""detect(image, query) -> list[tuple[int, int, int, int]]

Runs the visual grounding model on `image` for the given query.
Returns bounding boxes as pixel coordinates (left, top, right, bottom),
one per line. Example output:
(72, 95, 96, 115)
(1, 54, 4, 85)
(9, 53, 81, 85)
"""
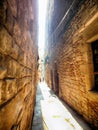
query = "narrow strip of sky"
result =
(38, 0, 48, 57)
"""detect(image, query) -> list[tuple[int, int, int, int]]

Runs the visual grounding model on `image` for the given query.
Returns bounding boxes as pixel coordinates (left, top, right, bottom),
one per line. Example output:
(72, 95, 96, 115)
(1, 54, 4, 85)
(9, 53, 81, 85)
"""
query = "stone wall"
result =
(0, 0, 37, 130)
(45, 0, 98, 128)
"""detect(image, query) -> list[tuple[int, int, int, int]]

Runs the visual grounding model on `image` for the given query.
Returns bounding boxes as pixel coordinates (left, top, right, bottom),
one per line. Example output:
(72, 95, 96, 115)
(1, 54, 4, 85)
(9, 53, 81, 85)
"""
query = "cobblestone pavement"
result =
(31, 82, 91, 130)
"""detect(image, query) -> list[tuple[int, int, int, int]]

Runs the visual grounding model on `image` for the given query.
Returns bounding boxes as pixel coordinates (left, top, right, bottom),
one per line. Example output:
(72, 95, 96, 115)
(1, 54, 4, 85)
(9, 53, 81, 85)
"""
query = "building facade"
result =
(45, 0, 98, 128)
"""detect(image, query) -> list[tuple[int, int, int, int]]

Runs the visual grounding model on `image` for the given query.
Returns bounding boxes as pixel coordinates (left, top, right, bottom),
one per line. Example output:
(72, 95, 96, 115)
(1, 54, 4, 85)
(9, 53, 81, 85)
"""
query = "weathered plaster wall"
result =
(0, 0, 37, 130)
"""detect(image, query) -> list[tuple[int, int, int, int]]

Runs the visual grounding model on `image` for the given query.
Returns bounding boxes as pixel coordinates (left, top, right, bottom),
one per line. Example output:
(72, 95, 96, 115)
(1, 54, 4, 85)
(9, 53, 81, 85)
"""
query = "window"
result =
(91, 40, 98, 91)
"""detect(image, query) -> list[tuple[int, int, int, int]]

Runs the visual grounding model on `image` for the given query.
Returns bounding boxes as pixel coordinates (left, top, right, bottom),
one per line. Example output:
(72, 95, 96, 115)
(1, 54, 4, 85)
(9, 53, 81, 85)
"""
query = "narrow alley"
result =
(0, 0, 98, 130)
(32, 82, 91, 130)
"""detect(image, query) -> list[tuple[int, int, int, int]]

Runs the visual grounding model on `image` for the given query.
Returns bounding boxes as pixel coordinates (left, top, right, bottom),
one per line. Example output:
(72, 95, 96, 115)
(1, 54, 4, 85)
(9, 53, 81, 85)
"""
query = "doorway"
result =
(54, 63, 59, 95)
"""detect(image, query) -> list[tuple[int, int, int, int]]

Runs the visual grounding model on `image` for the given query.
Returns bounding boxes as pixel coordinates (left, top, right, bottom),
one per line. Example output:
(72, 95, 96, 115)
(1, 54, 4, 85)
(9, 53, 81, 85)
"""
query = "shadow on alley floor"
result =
(31, 82, 91, 130)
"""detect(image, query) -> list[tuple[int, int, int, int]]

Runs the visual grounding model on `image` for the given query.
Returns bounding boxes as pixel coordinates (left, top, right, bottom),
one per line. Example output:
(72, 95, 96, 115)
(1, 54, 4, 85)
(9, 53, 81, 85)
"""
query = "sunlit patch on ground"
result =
(32, 82, 91, 130)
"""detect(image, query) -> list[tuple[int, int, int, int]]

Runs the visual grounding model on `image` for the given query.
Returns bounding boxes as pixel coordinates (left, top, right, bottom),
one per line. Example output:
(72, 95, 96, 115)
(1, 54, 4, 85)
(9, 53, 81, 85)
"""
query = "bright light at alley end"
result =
(38, 0, 48, 57)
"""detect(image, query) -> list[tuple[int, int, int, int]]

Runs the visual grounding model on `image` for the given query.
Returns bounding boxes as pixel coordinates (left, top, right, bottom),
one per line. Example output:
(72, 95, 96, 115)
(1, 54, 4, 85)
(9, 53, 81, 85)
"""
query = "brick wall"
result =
(45, 64, 52, 88)
(45, 0, 98, 128)
(0, 0, 37, 130)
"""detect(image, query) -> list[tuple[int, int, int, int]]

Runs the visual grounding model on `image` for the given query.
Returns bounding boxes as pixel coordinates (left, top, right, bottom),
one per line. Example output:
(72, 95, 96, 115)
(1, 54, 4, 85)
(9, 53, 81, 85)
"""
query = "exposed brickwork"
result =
(45, 0, 98, 128)
(45, 64, 52, 89)
(0, 0, 37, 130)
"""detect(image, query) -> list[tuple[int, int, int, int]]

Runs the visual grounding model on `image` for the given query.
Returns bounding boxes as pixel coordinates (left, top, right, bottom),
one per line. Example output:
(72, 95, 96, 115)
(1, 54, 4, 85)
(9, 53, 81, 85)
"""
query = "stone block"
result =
(16, 77, 32, 91)
(0, 67, 7, 79)
(10, 41, 20, 60)
(13, 21, 22, 46)
(7, 0, 17, 18)
(17, 49, 25, 65)
(0, 79, 17, 105)
(5, 79, 17, 96)
(0, 26, 12, 54)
